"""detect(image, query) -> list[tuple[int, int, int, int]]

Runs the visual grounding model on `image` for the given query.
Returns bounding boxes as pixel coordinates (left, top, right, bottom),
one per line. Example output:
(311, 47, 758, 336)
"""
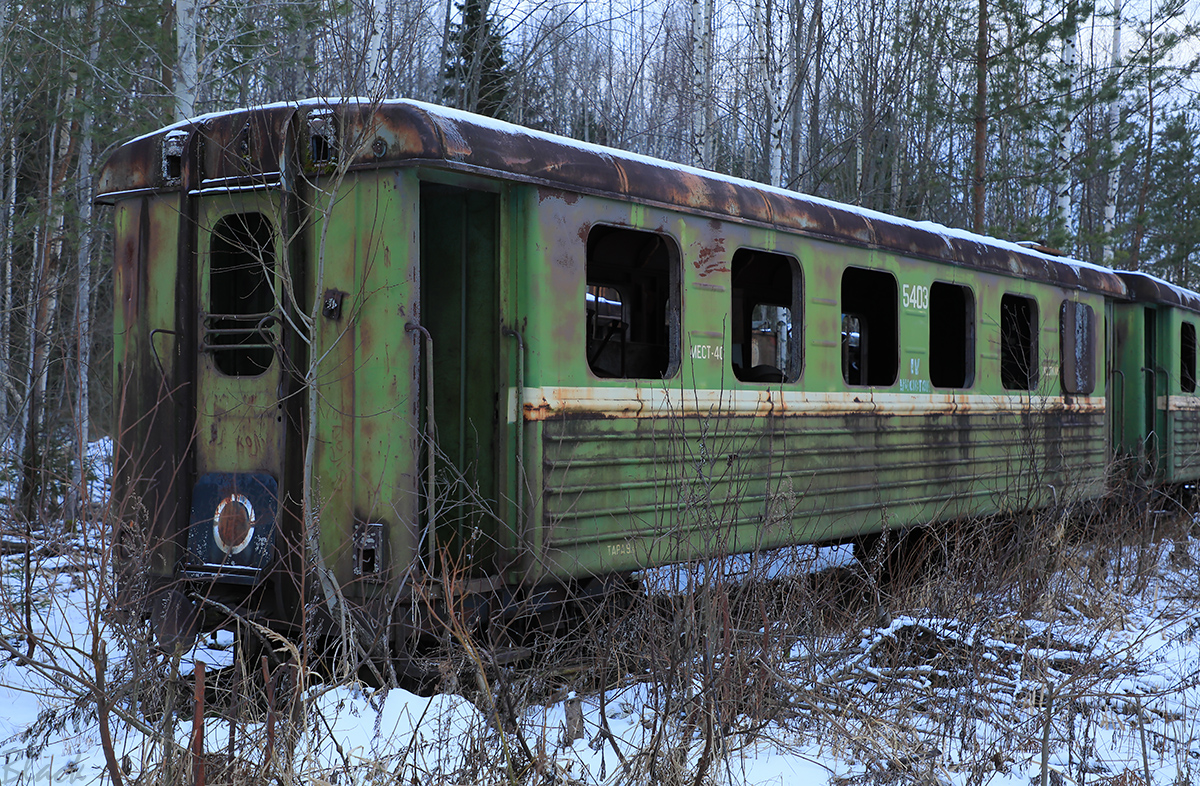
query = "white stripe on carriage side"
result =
(1160, 395, 1200, 411)
(508, 386, 1106, 422)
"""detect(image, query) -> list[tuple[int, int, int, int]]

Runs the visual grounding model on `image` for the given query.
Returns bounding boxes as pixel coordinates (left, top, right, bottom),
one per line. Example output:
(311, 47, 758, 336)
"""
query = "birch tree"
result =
(19, 57, 78, 527)
(1054, 1, 1080, 243)
(754, 0, 786, 187)
(0, 0, 13, 438)
(1102, 0, 1122, 262)
(174, 0, 198, 119)
(66, 0, 101, 522)
(690, 0, 710, 167)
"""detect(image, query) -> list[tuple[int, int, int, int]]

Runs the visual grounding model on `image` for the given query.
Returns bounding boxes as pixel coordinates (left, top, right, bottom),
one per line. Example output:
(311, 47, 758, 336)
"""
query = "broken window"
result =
(1059, 301, 1096, 395)
(207, 212, 277, 377)
(585, 226, 680, 379)
(1000, 294, 1037, 391)
(731, 249, 801, 383)
(929, 282, 975, 389)
(1183, 322, 1197, 393)
(841, 267, 897, 387)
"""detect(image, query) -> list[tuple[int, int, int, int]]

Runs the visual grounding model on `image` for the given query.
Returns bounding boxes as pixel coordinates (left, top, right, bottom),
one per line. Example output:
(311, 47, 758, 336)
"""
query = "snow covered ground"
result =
(2, 441, 1198, 785)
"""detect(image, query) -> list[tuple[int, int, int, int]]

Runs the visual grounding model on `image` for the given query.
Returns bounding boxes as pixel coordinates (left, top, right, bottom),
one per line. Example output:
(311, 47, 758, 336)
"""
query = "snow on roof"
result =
(398, 99, 1096, 272)
(106, 98, 1186, 301)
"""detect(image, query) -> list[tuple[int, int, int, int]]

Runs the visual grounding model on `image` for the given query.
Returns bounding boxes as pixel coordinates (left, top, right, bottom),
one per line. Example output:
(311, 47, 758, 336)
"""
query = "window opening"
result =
(929, 282, 975, 388)
(841, 267, 897, 386)
(1183, 322, 1197, 393)
(207, 212, 277, 376)
(731, 250, 801, 383)
(1000, 294, 1037, 390)
(308, 109, 336, 165)
(585, 226, 680, 379)
(1060, 301, 1096, 395)
(162, 130, 186, 183)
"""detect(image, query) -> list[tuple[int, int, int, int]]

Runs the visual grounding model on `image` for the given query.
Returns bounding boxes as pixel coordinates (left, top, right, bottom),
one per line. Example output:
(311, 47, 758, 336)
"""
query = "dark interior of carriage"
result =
(841, 267, 898, 386)
(730, 249, 800, 384)
(928, 281, 975, 388)
(208, 212, 276, 377)
(585, 226, 680, 379)
(1000, 294, 1038, 390)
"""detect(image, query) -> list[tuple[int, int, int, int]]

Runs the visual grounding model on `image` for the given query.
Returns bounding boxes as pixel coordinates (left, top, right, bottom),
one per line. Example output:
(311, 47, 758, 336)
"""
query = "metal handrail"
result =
(503, 326, 527, 556)
(406, 322, 437, 573)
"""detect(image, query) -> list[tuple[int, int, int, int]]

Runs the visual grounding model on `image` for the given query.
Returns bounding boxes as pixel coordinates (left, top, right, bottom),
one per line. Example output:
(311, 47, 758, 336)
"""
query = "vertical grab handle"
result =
(503, 327, 526, 550)
(1110, 367, 1125, 443)
(406, 323, 437, 572)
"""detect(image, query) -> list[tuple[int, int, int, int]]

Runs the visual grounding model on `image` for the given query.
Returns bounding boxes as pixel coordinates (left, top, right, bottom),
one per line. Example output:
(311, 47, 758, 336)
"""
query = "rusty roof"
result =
(1115, 271, 1200, 314)
(97, 98, 1129, 298)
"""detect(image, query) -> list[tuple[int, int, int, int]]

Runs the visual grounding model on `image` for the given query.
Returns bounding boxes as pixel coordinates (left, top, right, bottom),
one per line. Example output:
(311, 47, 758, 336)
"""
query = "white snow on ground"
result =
(2, 441, 1200, 784)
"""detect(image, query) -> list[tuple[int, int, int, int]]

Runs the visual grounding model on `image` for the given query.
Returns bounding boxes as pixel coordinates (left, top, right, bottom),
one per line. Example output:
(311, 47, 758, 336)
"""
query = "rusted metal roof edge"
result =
(1114, 271, 1200, 314)
(353, 101, 1129, 298)
(391, 155, 1127, 298)
(97, 99, 1129, 298)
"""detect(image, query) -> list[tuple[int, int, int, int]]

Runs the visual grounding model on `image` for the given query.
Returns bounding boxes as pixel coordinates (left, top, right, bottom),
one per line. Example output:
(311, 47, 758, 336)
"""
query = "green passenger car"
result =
(1111, 272, 1200, 485)
(99, 99, 1134, 660)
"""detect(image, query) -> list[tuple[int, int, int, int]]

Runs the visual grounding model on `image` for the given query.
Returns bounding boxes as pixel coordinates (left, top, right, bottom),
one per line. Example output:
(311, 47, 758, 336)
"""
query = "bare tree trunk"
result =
(366, 0, 387, 95)
(1129, 69, 1153, 267)
(0, 0, 11, 439)
(855, 126, 864, 204)
(806, 0, 823, 194)
(19, 65, 78, 660)
(690, 0, 708, 167)
(68, 0, 101, 523)
(439, 0, 453, 101)
(890, 114, 903, 213)
(757, 0, 785, 187)
(973, 0, 988, 232)
(1056, 2, 1079, 238)
(703, 0, 714, 165)
(788, 0, 808, 189)
(21, 70, 76, 525)
(1102, 0, 1122, 264)
(175, 0, 198, 120)
(21, 58, 78, 504)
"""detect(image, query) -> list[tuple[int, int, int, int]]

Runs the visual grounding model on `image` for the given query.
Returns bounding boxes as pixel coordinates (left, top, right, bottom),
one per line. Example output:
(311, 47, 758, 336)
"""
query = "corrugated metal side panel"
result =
(536, 410, 1107, 579)
(1170, 410, 1200, 481)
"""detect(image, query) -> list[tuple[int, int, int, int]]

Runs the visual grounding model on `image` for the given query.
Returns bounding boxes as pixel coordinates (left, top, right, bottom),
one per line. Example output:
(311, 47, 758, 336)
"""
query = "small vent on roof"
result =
(162, 130, 187, 184)
(307, 109, 337, 166)
(1016, 240, 1066, 257)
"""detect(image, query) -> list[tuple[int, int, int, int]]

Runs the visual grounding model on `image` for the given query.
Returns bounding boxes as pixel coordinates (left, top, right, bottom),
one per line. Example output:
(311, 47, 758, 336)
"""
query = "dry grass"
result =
(4, 464, 1200, 785)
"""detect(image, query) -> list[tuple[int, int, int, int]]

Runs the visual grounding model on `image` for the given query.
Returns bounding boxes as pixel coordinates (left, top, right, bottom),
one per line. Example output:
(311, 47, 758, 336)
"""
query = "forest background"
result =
(0, 0, 1198, 518)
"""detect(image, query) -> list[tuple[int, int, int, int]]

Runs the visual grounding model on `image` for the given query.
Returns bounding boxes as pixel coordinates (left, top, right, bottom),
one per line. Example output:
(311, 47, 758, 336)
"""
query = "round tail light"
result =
(213, 494, 256, 555)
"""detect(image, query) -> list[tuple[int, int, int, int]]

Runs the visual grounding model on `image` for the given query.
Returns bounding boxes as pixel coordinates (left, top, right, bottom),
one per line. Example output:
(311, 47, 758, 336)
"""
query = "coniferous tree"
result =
(1142, 111, 1200, 288)
(443, 0, 512, 119)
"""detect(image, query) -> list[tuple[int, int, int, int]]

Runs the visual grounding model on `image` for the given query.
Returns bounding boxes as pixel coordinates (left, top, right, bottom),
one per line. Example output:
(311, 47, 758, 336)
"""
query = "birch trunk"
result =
(806, 0, 823, 194)
(366, 0, 386, 96)
(690, 0, 708, 167)
(703, 0, 714, 166)
(174, 0, 198, 120)
(439, 0, 453, 101)
(759, 0, 785, 187)
(2, 136, 11, 440)
(68, 0, 101, 522)
(1056, 4, 1079, 237)
(1102, 0, 1122, 264)
(0, 0, 11, 439)
(788, 0, 807, 189)
(20, 68, 78, 525)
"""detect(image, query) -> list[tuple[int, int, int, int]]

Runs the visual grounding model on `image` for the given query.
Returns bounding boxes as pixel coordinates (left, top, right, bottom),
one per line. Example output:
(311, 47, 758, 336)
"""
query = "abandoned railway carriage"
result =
(96, 99, 1198, 662)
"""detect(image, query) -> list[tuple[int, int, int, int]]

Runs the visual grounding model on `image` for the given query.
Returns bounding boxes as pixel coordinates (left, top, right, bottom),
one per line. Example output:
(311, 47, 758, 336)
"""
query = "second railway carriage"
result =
(99, 99, 1152, 662)
(1112, 271, 1200, 486)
